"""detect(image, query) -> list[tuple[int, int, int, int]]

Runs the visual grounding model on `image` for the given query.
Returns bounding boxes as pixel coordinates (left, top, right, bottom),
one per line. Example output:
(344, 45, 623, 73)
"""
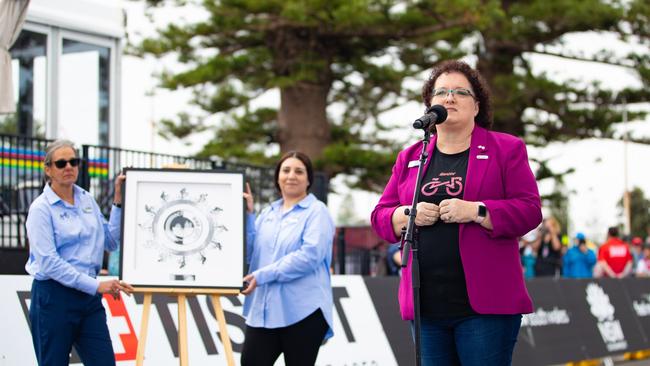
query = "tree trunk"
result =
(278, 81, 331, 160)
(477, 37, 527, 137)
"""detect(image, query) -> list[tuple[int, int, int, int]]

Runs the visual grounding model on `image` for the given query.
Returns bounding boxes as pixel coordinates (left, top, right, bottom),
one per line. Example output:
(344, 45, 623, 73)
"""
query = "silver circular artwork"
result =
(138, 188, 227, 268)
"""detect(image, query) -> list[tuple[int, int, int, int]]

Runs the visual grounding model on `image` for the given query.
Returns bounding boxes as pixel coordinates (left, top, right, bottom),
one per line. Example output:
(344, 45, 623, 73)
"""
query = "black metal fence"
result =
(0, 133, 328, 250)
(332, 226, 390, 276)
(0, 134, 50, 248)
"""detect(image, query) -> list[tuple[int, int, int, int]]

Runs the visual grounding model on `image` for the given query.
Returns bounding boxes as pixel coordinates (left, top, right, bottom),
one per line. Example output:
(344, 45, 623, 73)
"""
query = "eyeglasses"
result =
(431, 88, 475, 100)
(50, 158, 81, 169)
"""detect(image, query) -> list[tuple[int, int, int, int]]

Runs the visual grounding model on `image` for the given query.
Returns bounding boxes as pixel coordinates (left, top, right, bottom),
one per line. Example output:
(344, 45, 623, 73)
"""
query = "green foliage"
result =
(195, 107, 278, 165)
(617, 187, 650, 238)
(475, 0, 648, 142)
(321, 138, 402, 192)
(0, 114, 18, 134)
(0, 114, 45, 138)
(132, 0, 650, 198)
(157, 112, 207, 141)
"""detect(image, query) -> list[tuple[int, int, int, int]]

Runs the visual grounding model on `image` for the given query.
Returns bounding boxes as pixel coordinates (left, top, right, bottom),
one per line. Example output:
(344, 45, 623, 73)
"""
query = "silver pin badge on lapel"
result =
(408, 160, 420, 168)
(477, 145, 488, 159)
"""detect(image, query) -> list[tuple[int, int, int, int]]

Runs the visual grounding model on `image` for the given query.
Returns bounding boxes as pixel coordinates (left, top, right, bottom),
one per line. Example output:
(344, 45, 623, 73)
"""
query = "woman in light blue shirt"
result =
(241, 151, 335, 366)
(25, 140, 134, 366)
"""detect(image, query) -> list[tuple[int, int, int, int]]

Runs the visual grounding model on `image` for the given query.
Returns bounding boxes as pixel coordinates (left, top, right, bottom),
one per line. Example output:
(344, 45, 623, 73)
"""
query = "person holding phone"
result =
(25, 139, 134, 366)
(240, 151, 335, 366)
(533, 217, 563, 277)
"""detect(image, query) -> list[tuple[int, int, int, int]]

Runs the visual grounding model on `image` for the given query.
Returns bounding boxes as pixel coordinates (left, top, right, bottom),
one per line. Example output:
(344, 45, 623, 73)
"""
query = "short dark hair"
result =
(274, 151, 313, 193)
(607, 227, 619, 238)
(422, 60, 493, 130)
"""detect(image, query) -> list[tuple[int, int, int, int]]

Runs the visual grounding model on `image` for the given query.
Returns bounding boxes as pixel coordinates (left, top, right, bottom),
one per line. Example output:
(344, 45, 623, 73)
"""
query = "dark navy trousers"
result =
(30, 279, 115, 366)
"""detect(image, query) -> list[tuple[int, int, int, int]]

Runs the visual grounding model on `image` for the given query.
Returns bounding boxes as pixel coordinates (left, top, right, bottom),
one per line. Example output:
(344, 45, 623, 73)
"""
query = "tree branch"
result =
(604, 136, 650, 145)
(529, 50, 637, 69)
(239, 14, 472, 40)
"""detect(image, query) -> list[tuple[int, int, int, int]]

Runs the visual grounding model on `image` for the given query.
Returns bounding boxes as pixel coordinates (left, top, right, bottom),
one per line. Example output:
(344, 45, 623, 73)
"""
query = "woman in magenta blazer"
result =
(371, 60, 542, 366)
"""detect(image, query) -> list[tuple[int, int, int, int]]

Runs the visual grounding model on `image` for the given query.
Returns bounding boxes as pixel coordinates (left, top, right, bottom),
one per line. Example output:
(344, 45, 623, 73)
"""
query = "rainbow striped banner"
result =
(88, 158, 109, 178)
(0, 147, 109, 178)
(0, 147, 45, 170)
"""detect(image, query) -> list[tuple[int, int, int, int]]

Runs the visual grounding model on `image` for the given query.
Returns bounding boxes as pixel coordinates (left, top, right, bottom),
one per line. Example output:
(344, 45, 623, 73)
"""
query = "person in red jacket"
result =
(594, 227, 633, 278)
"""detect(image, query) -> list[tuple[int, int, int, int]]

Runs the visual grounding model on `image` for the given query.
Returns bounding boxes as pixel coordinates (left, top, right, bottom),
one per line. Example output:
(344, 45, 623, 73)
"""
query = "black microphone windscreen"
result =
(428, 104, 447, 124)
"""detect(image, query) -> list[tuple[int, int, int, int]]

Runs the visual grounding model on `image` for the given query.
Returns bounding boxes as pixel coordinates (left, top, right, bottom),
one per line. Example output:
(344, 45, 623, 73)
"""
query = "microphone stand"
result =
(400, 126, 431, 366)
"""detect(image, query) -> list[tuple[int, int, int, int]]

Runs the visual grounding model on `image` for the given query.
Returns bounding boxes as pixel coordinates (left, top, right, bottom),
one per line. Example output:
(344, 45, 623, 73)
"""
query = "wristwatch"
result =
(113, 202, 122, 208)
(476, 202, 487, 223)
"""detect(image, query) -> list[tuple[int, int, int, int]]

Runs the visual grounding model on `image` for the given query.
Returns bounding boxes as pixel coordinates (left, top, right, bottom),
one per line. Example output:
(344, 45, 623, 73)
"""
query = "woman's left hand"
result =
(439, 198, 477, 223)
(243, 182, 254, 214)
(241, 273, 257, 295)
(113, 174, 126, 206)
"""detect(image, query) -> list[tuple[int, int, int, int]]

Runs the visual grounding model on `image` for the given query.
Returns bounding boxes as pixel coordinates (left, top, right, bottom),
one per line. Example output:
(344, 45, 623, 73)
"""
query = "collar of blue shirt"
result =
(270, 192, 317, 211)
(43, 183, 86, 206)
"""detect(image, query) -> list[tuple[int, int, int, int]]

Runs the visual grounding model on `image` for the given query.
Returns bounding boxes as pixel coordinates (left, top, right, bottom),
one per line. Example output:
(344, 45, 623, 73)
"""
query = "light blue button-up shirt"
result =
(25, 184, 122, 295)
(244, 193, 335, 339)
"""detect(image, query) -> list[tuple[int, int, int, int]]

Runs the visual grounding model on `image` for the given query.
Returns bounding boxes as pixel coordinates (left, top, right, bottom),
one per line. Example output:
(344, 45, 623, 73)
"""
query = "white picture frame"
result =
(120, 168, 245, 289)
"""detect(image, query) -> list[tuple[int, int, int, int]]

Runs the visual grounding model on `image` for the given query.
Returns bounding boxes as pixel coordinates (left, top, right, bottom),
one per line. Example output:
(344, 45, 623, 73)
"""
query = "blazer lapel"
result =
(464, 125, 489, 202)
(419, 133, 438, 187)
(404, 134, 438, 204)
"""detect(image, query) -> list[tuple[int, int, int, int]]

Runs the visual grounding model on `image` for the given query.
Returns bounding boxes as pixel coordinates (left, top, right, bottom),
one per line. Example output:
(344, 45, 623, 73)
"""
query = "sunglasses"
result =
(50, 158, 81, 169)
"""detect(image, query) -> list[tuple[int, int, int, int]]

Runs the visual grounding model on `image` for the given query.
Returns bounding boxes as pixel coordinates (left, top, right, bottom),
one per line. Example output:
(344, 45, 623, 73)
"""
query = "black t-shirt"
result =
(417, 147, 476, 318)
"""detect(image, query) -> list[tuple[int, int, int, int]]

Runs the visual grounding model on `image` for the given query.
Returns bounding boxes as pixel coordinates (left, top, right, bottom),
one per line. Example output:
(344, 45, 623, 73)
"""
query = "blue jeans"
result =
(415, 314, 522, 366)
(30, 279, 115, 366)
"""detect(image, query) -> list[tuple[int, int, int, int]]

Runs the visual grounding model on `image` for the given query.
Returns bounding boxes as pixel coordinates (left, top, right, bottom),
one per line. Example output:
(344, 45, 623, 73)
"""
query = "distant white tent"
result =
(0, 0, 31, 114)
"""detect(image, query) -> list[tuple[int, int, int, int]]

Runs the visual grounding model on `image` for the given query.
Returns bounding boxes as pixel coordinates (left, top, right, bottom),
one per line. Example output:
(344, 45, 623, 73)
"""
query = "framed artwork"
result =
(120, 168, 245, 289)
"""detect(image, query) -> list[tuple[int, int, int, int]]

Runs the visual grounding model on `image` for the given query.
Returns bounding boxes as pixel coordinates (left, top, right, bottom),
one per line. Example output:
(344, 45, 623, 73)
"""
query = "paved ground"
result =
(616, 361, 650, 365)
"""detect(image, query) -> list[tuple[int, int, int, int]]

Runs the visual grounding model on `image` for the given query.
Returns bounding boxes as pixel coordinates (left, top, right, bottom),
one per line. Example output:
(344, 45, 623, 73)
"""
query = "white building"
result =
(3, 0, 123, 146)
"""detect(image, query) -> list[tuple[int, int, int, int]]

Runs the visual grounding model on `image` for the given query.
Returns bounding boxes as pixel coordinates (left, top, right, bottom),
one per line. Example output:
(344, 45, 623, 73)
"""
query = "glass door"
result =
(59, 32, 115, 146)
(2, 28, 48, 138)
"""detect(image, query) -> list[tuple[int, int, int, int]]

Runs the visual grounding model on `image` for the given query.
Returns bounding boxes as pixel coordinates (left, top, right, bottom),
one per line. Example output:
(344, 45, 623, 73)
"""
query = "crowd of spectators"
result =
(383, 220, 650, 280)
(519, 218, 650, 279)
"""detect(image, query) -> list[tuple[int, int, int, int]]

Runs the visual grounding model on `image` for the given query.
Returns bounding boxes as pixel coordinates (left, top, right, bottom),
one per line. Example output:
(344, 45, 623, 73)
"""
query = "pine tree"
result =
(132, 0, 650, 191)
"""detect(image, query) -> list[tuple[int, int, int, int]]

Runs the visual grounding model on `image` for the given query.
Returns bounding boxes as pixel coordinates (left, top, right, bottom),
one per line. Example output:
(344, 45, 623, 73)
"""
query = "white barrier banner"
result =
(0, 275, 397, 366)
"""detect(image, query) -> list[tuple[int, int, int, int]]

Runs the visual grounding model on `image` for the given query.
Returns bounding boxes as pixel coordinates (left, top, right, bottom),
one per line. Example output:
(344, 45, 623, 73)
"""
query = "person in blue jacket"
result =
(25, 139, 134, 366)
(240, 151, 335, 366)
(563, 233, 597, 278)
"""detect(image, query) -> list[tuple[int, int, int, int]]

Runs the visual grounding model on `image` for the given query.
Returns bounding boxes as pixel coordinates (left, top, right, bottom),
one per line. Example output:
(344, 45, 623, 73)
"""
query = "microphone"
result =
(413, 104, 448, 129)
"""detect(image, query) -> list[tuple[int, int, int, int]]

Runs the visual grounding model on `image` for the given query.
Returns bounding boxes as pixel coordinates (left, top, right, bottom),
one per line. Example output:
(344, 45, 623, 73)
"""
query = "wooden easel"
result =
(134, 287, 241, 366)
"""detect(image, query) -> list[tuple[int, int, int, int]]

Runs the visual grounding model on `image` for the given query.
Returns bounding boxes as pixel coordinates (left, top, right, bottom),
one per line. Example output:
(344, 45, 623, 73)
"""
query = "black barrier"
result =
(515, 278, 582, 364)
(513, 278, 650, 365)
(365, 276, 650, 365)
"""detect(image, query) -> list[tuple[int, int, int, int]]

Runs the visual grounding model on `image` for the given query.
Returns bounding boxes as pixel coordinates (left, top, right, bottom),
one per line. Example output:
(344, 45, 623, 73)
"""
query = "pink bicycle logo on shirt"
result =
(421, 177, 463, 196)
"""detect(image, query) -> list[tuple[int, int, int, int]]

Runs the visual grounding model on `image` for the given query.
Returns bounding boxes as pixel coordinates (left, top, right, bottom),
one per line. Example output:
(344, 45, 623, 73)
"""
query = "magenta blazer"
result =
(371, 125, 542, 320)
